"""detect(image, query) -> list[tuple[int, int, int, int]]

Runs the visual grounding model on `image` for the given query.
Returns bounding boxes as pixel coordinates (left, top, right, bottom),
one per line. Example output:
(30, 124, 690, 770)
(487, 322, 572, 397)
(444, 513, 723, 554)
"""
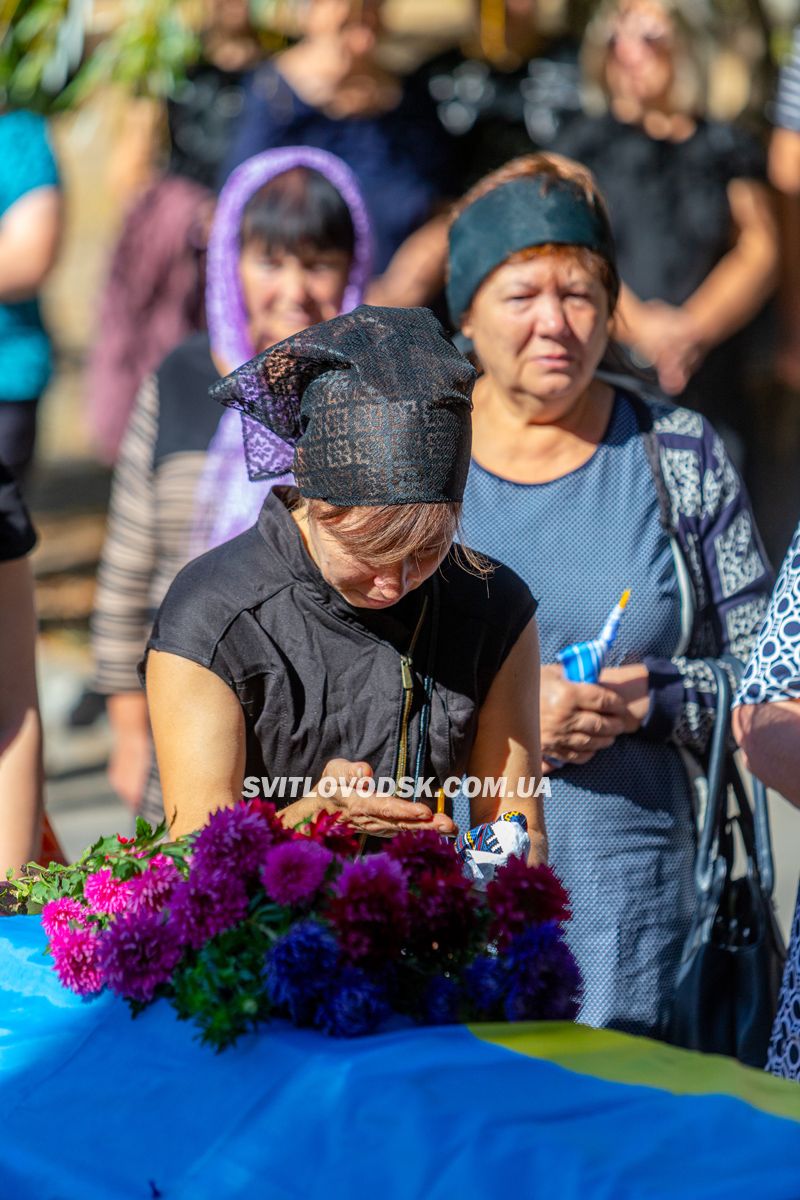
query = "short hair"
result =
(448, 153, 620, 314)
(239, 167, 356, 258)
(303, 498, 491, 577)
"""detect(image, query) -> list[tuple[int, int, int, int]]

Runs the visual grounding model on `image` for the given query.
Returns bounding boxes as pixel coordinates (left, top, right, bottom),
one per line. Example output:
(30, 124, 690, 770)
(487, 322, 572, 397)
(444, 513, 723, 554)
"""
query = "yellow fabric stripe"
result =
(469, 1022, 800, 1124)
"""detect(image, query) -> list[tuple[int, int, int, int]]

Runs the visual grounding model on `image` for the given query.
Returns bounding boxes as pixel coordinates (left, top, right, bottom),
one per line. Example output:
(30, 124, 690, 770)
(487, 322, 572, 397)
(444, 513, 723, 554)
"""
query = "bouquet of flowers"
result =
(9, 803, 582, 1051)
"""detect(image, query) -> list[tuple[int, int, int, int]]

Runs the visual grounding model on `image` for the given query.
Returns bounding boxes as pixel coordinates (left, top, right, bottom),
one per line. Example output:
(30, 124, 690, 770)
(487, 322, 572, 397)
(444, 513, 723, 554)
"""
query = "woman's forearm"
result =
(733, 700, 800, 807)
(682, 179, 778, 349)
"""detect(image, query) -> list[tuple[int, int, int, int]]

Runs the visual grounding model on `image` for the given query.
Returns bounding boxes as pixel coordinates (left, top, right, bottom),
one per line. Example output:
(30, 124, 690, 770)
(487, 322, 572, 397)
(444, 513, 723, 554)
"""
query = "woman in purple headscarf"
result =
(91, 148, 372, 824)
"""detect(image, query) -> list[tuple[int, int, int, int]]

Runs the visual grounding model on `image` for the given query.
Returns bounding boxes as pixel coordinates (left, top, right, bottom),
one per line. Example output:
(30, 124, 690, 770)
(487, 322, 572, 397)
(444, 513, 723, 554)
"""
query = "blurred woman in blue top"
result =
(0, 110, 62, 483)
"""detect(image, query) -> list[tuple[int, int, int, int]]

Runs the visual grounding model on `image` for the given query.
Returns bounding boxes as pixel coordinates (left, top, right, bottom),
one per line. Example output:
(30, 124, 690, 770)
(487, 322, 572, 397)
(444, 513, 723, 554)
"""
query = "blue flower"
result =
(314, 967, 390, 1037)
(423, 975, 461, 1025)
(264, 920, 340, 1023)
(463, 954, 508, 1018)
(502, 923, 583, 1022)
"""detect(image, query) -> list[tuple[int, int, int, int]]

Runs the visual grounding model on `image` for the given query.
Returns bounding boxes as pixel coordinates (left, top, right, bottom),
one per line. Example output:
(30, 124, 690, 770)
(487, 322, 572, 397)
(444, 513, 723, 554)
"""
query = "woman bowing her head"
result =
(449, 153, 773, 1036)
(143, 305, 545, 858)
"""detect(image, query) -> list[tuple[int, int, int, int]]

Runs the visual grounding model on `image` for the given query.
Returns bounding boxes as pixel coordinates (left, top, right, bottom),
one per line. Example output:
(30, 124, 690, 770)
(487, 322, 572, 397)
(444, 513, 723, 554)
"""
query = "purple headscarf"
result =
(192, 147, 373, 552)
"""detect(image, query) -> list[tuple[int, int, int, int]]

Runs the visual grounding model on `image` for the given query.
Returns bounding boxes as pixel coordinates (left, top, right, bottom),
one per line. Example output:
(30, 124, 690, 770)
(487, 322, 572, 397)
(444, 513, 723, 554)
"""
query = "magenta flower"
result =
(328, 853, 409, 964)
(168, 871, 249, 950)
(83, 867, 133, 916)
(384, 829, 464, 884)
(260, 840, 333, 905)
(406, 870, 479, 959)
(42, 896, 87, 937)
(191, 803, 277, 881)
(50, 924, 104, 996)
(487, 859, 571, 948)
(99, 910, 183, 1003)
(128, 853, 182, 914)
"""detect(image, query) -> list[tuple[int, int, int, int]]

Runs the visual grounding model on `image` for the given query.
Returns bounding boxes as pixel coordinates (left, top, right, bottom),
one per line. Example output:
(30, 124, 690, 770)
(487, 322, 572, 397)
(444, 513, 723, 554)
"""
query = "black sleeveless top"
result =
(144, 488, 536, 803)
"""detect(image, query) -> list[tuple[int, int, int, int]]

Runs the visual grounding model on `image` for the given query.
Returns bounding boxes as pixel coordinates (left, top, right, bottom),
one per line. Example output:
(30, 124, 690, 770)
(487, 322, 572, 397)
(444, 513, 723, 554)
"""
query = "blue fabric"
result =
(461, 393, 692, 1034)
(0, 111, 59, 401)
(2, 916, 800, 1199)
(222, 65, 451, 272)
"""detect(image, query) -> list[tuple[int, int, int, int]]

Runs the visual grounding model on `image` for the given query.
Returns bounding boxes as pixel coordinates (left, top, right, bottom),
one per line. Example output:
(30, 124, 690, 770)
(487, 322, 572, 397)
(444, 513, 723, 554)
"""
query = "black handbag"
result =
(661, 661, 786, 1068)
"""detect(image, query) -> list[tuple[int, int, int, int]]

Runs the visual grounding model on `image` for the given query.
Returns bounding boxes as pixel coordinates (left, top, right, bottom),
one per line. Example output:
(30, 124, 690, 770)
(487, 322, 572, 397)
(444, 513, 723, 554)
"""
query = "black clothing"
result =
(554, 113, 766, 306)
(0, 457, 35, 561)
(214, 306, 476, 502)
(144, 488, 536, 800)
(416, 40, 582, 193)
(167, 61, 249, 192)
(153, 332, 220, 467)
(553, 113, 767, 432)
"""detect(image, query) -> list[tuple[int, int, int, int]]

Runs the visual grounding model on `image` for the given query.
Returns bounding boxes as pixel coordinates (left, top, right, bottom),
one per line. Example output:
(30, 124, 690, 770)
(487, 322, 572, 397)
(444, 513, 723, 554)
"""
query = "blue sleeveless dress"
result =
(461, 393, 695, 1034)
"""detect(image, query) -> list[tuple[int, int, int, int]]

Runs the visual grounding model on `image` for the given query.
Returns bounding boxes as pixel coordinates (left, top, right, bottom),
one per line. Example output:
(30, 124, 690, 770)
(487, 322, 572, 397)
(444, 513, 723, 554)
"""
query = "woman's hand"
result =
(626, 300, 708, 394)
(539, 662, 636, 768)
(283, 759, 458, 837)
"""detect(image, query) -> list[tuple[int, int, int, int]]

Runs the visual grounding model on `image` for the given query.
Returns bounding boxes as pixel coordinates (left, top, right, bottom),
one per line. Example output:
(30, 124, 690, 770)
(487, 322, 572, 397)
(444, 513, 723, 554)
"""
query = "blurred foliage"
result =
(0, 0, 288, 114)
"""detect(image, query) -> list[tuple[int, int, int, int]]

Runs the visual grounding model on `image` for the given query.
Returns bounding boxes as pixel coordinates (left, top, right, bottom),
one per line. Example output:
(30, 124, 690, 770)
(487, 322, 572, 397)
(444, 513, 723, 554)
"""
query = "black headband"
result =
(447, 176, 617, 324)
(211, 305, 476, 506)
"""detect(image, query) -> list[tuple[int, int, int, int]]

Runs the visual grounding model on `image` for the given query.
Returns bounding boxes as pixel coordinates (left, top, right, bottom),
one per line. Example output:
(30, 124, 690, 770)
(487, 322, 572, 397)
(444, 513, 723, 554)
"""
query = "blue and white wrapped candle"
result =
(557, 589, 631, 685)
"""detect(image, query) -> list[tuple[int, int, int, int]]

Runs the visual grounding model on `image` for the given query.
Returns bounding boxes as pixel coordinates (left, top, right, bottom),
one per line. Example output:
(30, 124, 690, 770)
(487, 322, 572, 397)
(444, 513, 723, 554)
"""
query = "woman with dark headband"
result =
(448, 153, 773, 1036)
(142, 306, 544, 855)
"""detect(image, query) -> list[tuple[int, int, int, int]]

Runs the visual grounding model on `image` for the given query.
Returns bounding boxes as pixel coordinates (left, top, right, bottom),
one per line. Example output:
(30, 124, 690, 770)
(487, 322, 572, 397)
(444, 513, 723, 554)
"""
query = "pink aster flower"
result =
(50, 924, 104, 996)
(41, 896, 87, 938)
(191, 803, 279, 881)
(128, 854, 182, 914)
(260, 840, 333, 905)
(83, 867, 133, 916)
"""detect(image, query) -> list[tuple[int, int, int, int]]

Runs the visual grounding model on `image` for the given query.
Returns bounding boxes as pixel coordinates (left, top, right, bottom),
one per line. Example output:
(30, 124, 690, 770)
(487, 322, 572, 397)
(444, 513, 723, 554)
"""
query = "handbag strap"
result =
(695, 659, 777, 898)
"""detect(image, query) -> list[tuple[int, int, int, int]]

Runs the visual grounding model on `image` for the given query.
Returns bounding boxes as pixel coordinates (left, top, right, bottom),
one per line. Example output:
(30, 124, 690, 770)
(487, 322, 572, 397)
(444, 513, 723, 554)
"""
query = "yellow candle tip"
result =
(619, 589, 631, 610)
(436, 787, 446, 814)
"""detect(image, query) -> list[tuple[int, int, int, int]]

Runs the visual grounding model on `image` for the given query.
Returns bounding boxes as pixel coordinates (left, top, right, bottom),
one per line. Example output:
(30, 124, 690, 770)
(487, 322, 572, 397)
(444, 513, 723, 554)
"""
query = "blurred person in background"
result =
(221, 0, 451, 276)
(85, 0, 268, 466)
(0, 459, 43, 875)
(449, 152, 773, 1036)
(553, 0, 778, 462)
(0, 110, 62, 486)
(418, 0, 582, 191)
(733, 519, 800, 1082)
(370, 0, 582, 310)
(755, 25, 800, 561)
(91, 148, 369, 822)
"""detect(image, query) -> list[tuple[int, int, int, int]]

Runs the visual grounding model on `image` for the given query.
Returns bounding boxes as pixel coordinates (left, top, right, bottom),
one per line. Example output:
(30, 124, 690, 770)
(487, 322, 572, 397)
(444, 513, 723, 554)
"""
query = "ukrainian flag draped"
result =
(1, 917, 799, 1199)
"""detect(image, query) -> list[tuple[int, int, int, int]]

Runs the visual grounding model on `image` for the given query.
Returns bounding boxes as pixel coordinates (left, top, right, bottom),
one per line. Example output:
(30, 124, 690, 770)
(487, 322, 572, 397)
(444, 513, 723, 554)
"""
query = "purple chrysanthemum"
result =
(463, 954, 509, 1018)
(487, 859, 571, 948)
(384, 829, 463, 883)
(314, 966, 390, 1037)
(502, 923, 583, 1022)
(260, 839, 333, 905)
(168, 871, 249, 950)
(99, 909, 183, 1002)
(83, 867, 133, 916)
(328, 854, 409, 964)
(42, 896, 87, 937)
(264, 919, 341, 1023)
(407, 871, 478, 959)
(190, 803, 278, 882)
(422, 974, 461, 1026)
(50, 924, 104, 996)
(128, 853, 183, 914)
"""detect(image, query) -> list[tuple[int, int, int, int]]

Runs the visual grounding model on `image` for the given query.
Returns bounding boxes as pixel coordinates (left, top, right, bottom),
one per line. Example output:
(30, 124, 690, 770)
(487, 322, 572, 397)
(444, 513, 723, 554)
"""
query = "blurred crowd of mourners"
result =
(3, 0, 800, 1078)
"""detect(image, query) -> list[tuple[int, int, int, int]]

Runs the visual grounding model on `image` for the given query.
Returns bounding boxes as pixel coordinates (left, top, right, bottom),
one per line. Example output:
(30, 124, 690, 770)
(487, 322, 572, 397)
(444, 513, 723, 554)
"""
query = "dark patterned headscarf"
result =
(210, 305, 476, 506)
